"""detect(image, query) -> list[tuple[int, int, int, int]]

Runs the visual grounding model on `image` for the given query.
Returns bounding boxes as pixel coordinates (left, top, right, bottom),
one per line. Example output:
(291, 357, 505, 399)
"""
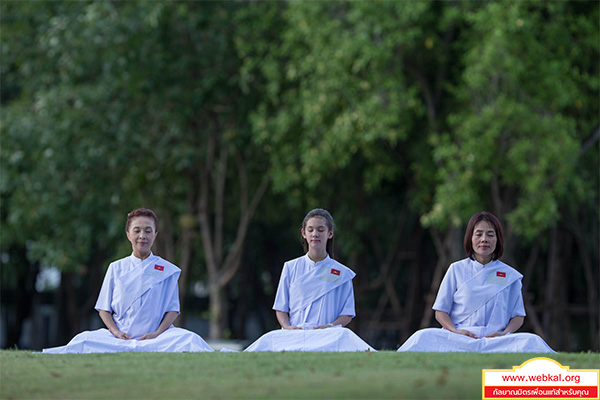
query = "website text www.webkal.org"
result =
(502, 372, 581, 384)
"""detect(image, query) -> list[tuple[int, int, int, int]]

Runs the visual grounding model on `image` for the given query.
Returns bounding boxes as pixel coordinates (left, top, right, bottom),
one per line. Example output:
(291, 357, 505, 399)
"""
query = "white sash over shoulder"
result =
(288, 258, 355, 316)
(113, 255, 179, 316)
(451, 260, 522, 325)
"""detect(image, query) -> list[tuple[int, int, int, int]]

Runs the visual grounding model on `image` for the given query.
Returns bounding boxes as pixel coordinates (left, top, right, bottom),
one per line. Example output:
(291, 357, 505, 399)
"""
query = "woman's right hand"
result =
(99, 310, 131, 339)
(435, 311, 478, 339)
(110, 329, 132, 340)
(452, 329, 478, 339)
(276, 311, 302, 330)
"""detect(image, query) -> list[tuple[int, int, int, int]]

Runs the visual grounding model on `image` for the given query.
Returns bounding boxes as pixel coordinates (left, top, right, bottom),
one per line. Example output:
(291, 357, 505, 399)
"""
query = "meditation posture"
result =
(397, 211, 554, 353)
(245, 208, 375, 352)
(43, 208, 213, 353)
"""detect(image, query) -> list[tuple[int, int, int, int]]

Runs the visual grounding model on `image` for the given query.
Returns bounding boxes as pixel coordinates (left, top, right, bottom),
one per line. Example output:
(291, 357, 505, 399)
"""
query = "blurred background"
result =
(1, 1, 598, 352)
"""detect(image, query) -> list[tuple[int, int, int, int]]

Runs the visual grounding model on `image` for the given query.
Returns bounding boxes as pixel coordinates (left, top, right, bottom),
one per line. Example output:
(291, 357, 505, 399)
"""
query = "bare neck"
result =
(307, 249, 328, 263)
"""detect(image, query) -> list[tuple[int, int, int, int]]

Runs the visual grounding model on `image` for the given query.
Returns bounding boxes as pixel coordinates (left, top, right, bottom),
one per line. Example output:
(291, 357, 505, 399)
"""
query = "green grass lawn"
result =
(1, 350, 598, 399)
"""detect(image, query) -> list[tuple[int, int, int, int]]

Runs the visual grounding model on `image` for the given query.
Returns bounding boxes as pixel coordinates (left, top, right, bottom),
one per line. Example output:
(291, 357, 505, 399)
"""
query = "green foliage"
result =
(2, 2, 139, 271)
(1, 0, 597, 347)
(236, 1, 454, 264)
(5, 0, 595, 267)
(1, 1, 261, 274)
(421, 1, 598, 239)
(242, 2, 432, 195)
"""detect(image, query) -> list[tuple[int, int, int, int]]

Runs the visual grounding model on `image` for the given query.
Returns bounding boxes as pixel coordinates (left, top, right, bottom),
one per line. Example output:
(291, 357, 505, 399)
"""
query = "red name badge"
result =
(154, 265, 164, 271)
(496, 271, 506, 277)
(331, 268, 340, 276)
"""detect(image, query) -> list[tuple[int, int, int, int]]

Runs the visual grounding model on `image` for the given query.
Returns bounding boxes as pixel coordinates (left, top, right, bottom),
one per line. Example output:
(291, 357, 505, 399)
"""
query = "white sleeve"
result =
(432, 263, 458, 313)
(272, 262, 291, 312)
(338, 280, 356, 318)
(164, 272, 181, 314)
(95, 263, 115, 312)
(509, 279, 526, 318)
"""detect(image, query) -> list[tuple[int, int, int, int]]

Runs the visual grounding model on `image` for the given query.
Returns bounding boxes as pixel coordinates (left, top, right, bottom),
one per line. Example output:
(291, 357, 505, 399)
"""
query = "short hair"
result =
(463, 211, 504, 260)
(301, 208, 336, 258)
(126, 208, 158, 232)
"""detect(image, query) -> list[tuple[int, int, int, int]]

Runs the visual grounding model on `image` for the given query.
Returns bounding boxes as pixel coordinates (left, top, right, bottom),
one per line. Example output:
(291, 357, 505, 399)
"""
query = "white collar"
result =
(130, 251, 154, 264)
(303, 252, 330, 266)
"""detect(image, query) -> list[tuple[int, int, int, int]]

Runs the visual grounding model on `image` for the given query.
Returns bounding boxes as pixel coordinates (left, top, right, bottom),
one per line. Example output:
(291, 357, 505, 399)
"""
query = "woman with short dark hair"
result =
(43, 208, 213, 353)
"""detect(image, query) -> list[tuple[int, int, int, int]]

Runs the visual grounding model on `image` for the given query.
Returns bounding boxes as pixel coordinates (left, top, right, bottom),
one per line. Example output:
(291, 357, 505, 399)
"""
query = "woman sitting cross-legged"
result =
(397, 211, 555, 353)
(43, 208, 213, 353)
(244, 208, 375, 352)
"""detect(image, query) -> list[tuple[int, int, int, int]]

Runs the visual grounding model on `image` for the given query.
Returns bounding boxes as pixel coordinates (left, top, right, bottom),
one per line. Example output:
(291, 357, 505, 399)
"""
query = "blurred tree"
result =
(2, 1, 126, 345)
(1, 0, 597, 351)
(422, 1, 599, 350)
(1, 1, 269, 342)
(237, 0, 467, 345)
(236, 0, 598, 349)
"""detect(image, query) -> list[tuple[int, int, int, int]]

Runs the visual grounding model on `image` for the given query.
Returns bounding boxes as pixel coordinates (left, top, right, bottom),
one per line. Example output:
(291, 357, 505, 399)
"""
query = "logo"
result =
(154, 265, 164, 271)
(496, 271, 506, 278)
(482, 357, 599, 399)
(331, 268, 340, 276)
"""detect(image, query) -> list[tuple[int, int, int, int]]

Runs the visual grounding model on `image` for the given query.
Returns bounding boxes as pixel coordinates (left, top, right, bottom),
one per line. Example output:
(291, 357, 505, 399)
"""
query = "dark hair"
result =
(301, 208, 335, 258)
(464, 211, 504, 260)
(126, 208, 158, 232)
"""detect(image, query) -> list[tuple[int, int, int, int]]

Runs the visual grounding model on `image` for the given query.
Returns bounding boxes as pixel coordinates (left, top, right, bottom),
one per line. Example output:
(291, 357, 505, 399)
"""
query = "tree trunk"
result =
(56, 272, 79, 344)
(543, 227, 559, 348)
(208, 277, 227, 340)
(404, 224, 423, 340)
(573, 218, 599, 351)
(419, 226, 461, 328)
(174, 197, 197, 327)
(198, 130, 271, 340)
(2, 248, 38, 349)
(520, 241, 548, 339)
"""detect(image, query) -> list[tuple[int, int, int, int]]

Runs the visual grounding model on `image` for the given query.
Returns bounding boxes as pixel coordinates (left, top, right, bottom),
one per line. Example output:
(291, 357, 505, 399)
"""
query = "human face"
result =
(126, 216, 157, 260)
(471, 220, 497, 264)
(302, 217, 333, 255)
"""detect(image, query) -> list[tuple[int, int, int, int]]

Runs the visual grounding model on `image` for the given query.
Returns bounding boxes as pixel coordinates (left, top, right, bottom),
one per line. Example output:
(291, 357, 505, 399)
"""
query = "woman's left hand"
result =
(314, 324, 334, 329)
(137, 332, 160, 340)
(485, 331, 507, 338)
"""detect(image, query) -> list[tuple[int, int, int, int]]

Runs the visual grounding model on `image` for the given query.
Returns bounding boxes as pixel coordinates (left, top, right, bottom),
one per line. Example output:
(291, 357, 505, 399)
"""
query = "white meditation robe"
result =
(397, 258, 555, 353)
(42, 253, 213, 353)
(245, 254, 375, 352)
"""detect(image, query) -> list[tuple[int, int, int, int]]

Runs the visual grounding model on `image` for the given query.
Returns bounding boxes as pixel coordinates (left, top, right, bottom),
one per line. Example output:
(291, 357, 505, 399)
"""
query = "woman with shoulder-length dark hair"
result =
(398, 211, 555, 353)
(43, 208, 214, 353)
